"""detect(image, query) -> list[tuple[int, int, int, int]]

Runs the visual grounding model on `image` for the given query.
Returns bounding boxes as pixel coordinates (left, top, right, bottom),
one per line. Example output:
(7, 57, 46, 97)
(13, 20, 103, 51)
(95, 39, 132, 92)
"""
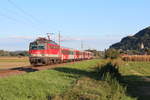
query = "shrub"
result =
(97, 62, 121, 81)
(105, 49, 120, 59)
(52, 62, 136, 100)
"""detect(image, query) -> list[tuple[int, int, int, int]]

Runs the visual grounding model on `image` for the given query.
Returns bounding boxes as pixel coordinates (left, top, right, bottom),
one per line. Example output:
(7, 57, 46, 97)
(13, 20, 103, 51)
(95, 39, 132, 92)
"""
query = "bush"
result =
(97, 62, 121, 81)
(52, 62, 136, 100)
(105, 49, 120, 59)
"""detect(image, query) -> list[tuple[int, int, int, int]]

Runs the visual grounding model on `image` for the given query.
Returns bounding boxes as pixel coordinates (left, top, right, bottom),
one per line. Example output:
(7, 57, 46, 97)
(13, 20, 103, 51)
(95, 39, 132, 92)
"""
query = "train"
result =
(29, 37, 94, 66)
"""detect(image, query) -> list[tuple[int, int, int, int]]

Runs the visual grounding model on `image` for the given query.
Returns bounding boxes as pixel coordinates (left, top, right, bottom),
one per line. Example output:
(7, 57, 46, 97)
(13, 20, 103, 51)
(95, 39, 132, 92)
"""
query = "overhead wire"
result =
(6, 0, 44, 32)
(0, 11, 40, 33)
(7, 0, 40, 24)
(0, 12, 26, 24)
(1, 7, 39, 26)
(0, 0, 53, 35)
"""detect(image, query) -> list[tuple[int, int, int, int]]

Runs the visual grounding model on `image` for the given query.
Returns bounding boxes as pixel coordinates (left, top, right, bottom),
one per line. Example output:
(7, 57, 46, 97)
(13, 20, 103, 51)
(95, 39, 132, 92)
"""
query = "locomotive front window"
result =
(30, 45, 37, 50)
(30, 45, 45, 50)
(38, 45, 45, 50)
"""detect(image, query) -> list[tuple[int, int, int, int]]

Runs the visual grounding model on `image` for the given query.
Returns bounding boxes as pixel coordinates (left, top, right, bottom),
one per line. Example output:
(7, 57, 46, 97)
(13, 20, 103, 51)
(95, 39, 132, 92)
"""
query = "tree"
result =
(104, 48, 120, 59)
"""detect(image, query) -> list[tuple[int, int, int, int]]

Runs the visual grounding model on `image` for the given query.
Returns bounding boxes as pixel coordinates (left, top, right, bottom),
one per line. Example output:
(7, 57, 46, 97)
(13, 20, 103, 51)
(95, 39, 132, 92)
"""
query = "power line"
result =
(0, 7, 38, 26)
(7, 0, 40, 24)
(0, 11, 41, 32)
(0, 12, 24, 24)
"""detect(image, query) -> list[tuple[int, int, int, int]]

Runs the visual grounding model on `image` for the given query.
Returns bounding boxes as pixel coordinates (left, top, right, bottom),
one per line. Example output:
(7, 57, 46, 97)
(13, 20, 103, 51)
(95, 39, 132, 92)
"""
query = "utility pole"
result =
(58, 32, 61, 58)
(58, 32, 61, 46)
(81, 40, 83, 50)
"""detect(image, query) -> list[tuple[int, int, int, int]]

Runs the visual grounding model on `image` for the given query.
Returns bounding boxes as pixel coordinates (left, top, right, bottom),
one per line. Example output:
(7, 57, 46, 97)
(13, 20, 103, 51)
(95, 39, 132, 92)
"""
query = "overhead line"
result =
(0, 12, 41, 32)
(7, 0, 40, 24)
(0, 12, 24, 24)
(1, 7, 38, 25)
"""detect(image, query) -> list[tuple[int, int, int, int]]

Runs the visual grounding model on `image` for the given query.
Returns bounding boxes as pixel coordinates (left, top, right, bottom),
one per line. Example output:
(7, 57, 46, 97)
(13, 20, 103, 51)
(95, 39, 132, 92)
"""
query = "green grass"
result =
(56, 78, 112, 100)
(0, 59, 101, 100)
(53, 76, 135, 100)
(120, 62, 150, 76)
(0, 59, 137, 100)
(52, 61, 136, 100)
(119, 61, 150, 100)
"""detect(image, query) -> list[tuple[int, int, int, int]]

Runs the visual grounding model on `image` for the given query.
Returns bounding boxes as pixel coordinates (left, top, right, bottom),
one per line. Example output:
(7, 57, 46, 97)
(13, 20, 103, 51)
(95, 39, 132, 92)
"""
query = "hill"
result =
(110, 26, 150, 50)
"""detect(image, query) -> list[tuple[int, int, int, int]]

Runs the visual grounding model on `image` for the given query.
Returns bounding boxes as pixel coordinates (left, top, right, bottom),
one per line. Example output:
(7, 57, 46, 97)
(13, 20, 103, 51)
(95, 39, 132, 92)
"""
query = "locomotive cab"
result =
(29, 38, 49, 65)
(29, 37, 61, 66)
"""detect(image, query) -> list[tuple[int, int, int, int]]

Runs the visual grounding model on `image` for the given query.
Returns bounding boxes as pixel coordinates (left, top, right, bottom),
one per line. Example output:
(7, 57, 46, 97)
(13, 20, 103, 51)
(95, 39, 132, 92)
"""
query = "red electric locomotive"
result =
(29, 37, 94, 66)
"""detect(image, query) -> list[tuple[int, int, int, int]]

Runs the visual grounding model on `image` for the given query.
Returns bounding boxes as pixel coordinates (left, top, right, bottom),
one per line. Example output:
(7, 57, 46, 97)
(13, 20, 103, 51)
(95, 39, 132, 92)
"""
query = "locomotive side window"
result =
(38, 45, 45, 50)
(48, 45, 59, 49)
(70, 51, 74, 55)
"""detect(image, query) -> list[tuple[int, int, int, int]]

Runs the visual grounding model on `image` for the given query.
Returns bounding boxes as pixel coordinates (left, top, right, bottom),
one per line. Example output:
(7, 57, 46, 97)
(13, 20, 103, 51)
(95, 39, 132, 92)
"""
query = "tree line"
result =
(0, 49, 103, 57)
(0, 50, 29, 56)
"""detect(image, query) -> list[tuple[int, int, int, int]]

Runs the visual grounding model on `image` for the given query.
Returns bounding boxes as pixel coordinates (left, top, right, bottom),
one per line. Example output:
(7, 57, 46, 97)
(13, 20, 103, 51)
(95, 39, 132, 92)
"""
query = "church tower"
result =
(140, 42, 144, 49)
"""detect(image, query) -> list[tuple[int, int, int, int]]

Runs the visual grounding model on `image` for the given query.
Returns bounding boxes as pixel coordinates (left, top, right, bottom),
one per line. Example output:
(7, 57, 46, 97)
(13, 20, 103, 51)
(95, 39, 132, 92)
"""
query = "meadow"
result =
(0, 57, 29, 69)
(0, 57, 149, 100)
(0, 59, 99, 100)
(119, 61, 150, 100)
(0, 59, 136, 100)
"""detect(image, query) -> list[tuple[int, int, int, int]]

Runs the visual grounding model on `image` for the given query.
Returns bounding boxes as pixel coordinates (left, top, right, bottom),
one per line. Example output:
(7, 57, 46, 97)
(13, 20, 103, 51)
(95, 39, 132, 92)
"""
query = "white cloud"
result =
(0, 35, 123, 51)
(60, 36, 100, 42)
(7, 36, 35, 40)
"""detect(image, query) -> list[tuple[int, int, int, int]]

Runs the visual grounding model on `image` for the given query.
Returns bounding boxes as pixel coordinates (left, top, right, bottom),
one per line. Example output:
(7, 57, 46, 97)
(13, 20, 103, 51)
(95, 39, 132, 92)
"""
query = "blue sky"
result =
(0, 0, 150, 51)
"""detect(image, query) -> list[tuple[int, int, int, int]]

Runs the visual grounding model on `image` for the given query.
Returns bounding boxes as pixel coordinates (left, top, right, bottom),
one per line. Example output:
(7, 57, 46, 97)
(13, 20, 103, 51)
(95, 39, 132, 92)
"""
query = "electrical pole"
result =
(81, 40, 83, 50)
(58, 32, 61, 46)
(58, 32, 61, 58)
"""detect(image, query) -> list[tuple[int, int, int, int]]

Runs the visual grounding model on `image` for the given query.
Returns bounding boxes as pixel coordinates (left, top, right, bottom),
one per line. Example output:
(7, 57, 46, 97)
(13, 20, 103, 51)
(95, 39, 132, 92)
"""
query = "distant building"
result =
(140, 42, 144, 49)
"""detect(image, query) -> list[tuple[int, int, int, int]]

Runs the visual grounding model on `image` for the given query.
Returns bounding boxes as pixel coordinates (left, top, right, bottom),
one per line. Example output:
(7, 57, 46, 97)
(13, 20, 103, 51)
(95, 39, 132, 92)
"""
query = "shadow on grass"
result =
(53, 67, 100, 80)
(122, 75, 150, 100)
(53, 67, 150, 100)
(11, 67, 38, 72)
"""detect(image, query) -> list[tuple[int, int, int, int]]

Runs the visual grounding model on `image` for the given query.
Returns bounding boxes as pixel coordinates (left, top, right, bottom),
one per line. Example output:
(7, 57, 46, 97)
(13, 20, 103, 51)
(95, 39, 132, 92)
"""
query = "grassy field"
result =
(119, 61, 150, 100)
(0, 57, 149, 100)
(0, 57, 29, 69)
(0, 60, 100, 100)
(0, 59, 136, 100)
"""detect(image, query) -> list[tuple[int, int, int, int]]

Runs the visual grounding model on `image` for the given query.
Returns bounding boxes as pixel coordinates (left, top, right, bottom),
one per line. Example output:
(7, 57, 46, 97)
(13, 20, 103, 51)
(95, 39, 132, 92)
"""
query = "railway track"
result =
(0, 61, 81, 78)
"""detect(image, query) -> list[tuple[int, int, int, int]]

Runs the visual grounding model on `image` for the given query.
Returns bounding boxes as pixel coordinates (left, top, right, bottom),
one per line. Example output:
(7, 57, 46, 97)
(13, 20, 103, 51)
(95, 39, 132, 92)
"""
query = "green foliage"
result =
(97, 62, 121, 81)
(0, 60, 137, 100)
(52, 62, 136, 100)
(10, 51, 29, 56)
(53, 77, 135, 100)
(0, 50, 10, 56)
(0, 60, 100, 100)
(0, 50, 29, 56)
(105, 49, 120, 59)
